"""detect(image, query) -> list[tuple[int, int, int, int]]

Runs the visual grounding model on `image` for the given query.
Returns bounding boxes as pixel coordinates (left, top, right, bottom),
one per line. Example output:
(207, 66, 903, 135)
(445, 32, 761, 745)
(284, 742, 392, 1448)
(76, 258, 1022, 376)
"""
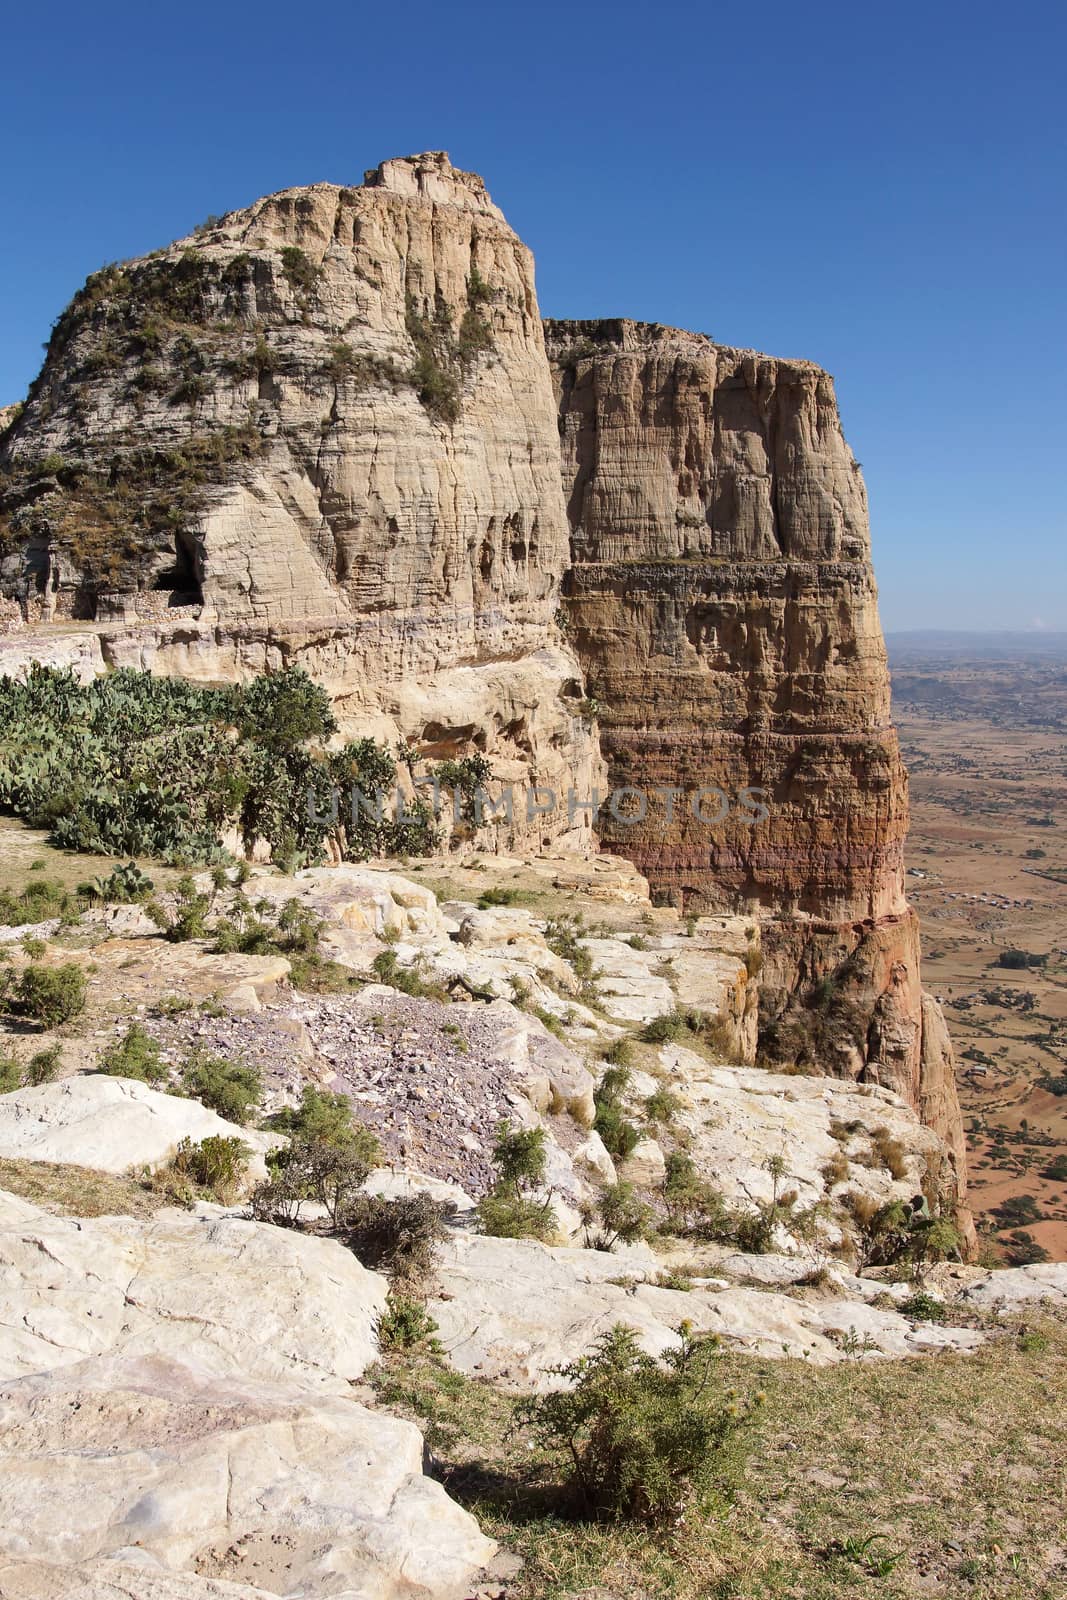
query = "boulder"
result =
(482, 1003, 596, 1126)
(618, 1136, 666, 1187)
(0, 1354, 496, 1598)
(0, 1192, 495, 1597)
(0, 1077, 281, 1179)
(572, 1130, 617, 1185)
(0, 1192, 385, 1387)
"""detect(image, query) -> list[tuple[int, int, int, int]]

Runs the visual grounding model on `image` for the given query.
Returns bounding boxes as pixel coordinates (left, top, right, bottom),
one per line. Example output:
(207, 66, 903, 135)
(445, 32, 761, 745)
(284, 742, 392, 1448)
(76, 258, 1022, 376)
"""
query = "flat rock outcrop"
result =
(428, 1233, 984, 1388)
(0, 1076, 280, 1177)
(0, 1191, 496, 1597)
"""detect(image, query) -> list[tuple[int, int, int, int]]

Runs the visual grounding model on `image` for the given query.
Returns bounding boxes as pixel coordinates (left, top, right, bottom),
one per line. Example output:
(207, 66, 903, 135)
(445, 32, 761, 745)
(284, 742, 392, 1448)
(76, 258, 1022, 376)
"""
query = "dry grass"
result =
(0, 1155, 178, 1218)
(373, 1316, 1067, 1599)
(0, 817, 185, 902)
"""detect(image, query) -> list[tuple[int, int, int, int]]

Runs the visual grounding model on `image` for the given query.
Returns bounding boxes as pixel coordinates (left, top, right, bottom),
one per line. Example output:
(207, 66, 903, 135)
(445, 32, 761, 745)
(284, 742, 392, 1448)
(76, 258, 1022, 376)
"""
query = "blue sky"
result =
(2, 0, 1063, 630)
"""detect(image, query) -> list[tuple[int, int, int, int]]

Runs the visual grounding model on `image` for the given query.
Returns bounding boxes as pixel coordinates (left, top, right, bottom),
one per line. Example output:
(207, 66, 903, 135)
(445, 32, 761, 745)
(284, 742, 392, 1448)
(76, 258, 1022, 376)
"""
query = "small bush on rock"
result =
(477, 1187, 558, 1242)
(644, 1086, 682, 1128)
(98, 1023, 167, 1084)
(376, 1293, 441, 1352)
(344, 1191, 453, 1288)
(477, 1120, 556, 1242)
(593, 1064, 640, 1161)
(582, 1181, 653, 1252)
(661, 1151, 730, 1236)
(181, 1051, 261, 1124)
(169, 1134, 250, 1201)
(370, 949, 446, 999)
(255, 1095, 381, 1227)
(517, 1323, 760, 1521)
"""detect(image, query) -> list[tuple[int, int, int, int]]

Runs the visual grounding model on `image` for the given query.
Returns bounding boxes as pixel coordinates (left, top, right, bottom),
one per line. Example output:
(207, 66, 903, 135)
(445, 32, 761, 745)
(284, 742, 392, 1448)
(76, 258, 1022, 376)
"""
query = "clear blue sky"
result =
(2, 0, 1064, 630)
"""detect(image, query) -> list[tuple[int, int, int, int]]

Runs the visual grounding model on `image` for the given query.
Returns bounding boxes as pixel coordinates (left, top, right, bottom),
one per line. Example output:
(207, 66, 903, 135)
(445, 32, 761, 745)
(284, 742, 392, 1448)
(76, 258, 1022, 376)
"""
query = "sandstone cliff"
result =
(0, 153, 599, 847)
(546, 319, 968, 1223)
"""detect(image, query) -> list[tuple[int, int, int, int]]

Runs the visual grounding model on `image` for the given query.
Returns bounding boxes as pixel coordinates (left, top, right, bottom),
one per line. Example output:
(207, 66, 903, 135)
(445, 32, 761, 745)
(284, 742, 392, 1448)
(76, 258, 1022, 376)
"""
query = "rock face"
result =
(0, 152, 599, 849)
(545, 318, 968, 1219)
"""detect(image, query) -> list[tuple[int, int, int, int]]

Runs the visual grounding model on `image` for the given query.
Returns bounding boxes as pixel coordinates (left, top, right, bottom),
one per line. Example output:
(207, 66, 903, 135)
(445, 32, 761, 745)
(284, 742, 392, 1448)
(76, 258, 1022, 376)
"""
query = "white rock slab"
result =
(0, 1193, 386, 1388)
(0, 1353, 496, 1598)
(429, 1233, 984, 1390)
(0, 1076, 281, 1178)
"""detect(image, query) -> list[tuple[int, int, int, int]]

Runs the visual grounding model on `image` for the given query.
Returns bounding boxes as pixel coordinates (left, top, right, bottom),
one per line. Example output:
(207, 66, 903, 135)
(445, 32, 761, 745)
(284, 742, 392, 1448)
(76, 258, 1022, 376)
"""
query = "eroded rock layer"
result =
(546, 319, 968, 1218)
(0, 153, 599, 845)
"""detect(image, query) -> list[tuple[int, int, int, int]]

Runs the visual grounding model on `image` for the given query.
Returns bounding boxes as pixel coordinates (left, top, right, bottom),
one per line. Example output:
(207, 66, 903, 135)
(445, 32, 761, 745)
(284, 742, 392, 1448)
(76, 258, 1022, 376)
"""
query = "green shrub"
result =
(517, 1323, 759, 1521)
(544, 914, 598, 999)
(0, 878, 75, 926)
(845, 1191, 962, 1271)
(269, 1086, 362, 1149)
(98, 1023, 167, 1084)
(370, 949, 445, 999)
(593, 1064, 641, 1160)
(376, 1293, 440, 1351)
(13, 963, 86, 1026)
(899, 1290, 947, 1323)
(0, 1053, 21, 1093)
(476, 885, 521, 908)
(640, 1010, 691, 1044)
(477, 1120, 556, 1242)
(644, 1087, 682, 1128)
(236, 667, 337, 753)
(170, 1134, 250, 1200)
(181, 1052, 261, 1123)
(491, 1122, 547, 1189)
(25, 1043, 61, 1085)
(257, 1132, 381, 1227)
(476, 1187, 557, 1242)
(279, 245, 319, 296)
(662, 1152, 730, 1235)
(602, 1036, 635, 1068)
(582, 1181, 653, 1251)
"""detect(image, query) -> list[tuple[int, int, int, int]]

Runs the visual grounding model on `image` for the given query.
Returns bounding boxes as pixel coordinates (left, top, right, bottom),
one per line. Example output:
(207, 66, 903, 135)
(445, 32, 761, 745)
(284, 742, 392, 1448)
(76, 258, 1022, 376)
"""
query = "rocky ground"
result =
(1, 830, 1065, 1598)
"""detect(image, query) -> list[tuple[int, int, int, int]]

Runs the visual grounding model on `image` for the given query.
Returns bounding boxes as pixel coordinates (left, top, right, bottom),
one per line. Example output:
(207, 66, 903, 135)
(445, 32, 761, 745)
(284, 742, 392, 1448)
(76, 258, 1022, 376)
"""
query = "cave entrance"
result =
(152, 531, 203, 607)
